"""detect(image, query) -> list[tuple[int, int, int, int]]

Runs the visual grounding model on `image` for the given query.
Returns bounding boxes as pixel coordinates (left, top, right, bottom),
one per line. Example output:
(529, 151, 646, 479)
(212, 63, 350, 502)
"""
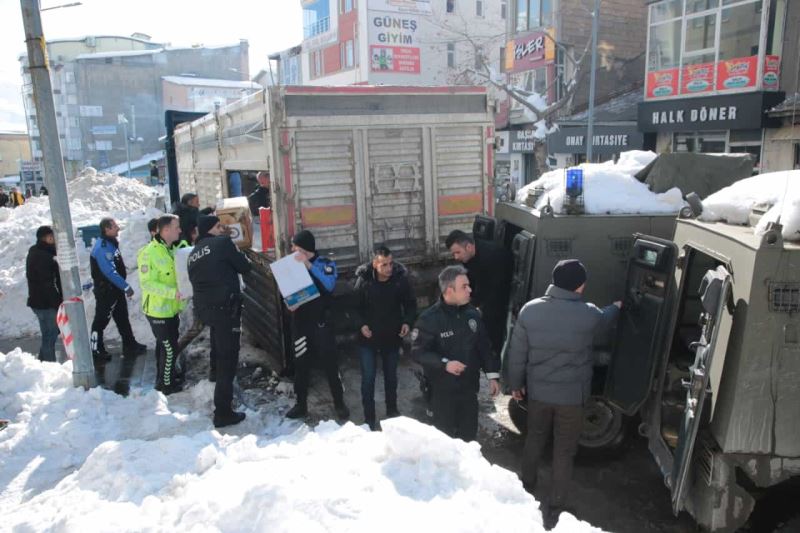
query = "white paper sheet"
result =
(269, 252, 315, 298)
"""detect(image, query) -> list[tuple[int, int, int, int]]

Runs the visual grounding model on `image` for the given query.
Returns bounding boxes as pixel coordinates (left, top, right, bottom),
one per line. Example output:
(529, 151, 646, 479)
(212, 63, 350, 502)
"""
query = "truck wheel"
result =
(579, 396, 626, 451)
(507, 396, 627, 452)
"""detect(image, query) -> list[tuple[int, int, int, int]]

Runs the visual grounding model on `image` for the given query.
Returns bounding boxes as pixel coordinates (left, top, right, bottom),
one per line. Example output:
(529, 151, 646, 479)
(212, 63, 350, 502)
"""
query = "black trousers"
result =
(147, 315, 180, 387)
(522, 400, 584, 506)
(431, 387, 479, 442)
(292, 318, 344, 406)
(91, 288, 135, 350)
(204, 308, 241, 416)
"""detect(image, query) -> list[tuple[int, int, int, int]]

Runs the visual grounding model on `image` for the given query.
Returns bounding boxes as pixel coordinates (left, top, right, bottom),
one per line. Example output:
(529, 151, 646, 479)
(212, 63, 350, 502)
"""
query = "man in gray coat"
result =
(507, 259, 620, 523)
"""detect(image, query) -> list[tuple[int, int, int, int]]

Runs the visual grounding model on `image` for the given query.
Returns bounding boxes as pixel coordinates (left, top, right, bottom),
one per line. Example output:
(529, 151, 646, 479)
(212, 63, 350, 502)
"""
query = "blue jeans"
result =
(32, 308, 59, 362)
(359, 345, 399, 423)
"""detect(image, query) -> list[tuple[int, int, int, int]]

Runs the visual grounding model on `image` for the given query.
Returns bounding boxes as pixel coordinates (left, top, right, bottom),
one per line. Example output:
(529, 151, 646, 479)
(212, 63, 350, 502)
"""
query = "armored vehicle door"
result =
(605, 236, 679, 415)
(500, 230, 535, 370)
(671, 266, 733, 514)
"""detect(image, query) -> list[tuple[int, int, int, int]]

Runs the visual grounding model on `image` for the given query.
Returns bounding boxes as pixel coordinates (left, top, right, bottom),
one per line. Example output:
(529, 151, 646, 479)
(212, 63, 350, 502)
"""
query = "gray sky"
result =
(0, 0, 303, 130)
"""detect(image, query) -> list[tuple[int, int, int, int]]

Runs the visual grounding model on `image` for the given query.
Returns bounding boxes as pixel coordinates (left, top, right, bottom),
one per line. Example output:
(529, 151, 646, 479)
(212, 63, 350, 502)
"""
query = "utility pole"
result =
(119, 113, 131, 177)
(20, 0, 95, 388)
(586, 0, 601, 163)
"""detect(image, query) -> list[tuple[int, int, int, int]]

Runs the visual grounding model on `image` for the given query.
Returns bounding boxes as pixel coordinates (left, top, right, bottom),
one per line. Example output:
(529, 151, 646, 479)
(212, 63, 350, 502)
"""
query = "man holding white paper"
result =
(284, 230, 350, 421)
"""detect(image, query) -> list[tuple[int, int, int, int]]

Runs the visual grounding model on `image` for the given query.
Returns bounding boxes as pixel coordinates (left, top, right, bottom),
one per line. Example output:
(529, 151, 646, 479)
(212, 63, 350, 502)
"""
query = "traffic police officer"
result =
(188, 215, 252, 428)
(90, 217, 146, 361)
(284, 229, 350, 420)
(138, 214, 186, 394)
(410, 264, 500, 441)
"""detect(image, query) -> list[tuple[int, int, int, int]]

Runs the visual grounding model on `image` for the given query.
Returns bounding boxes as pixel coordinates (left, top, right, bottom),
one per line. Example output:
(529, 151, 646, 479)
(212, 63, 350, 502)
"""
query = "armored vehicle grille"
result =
(769, 283, 800, 313)
(546, 239, 572, 257)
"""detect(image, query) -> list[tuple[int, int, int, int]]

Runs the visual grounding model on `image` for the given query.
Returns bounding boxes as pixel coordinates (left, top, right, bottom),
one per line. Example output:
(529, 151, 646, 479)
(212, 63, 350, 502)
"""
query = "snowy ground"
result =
(0, 348, 605, 532)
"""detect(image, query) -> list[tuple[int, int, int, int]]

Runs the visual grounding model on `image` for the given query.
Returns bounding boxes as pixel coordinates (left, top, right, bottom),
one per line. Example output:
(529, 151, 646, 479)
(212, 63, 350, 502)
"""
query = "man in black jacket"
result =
(26, 226, 63, 362)
(352, 246, 416, 430)
(446, 230, 512, 357)
(172, 193, 200, 244)
(411, 265, 500, 441)
(247, 171, 270, 217)
(188, 215, 252, 428)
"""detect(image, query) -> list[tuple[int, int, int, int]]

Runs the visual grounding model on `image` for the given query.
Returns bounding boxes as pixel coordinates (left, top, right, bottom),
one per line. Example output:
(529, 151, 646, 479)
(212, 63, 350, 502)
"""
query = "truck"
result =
(492, 202, 800, 531)
(170, 85, 496, 364)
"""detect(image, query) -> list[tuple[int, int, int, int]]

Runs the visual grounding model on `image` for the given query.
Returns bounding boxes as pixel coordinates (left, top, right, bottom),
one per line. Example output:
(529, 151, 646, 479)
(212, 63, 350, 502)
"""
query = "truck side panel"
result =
(190, 113, 223, 207)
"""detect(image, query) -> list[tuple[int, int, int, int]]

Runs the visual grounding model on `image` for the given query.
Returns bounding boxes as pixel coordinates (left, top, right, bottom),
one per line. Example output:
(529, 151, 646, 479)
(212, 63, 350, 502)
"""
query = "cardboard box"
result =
(216, 197, 253, 250)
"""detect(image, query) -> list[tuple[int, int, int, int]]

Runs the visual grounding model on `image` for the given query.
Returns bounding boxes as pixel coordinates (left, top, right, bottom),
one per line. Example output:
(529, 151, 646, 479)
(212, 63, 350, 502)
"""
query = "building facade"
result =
(296, 0, 507, 88)
(637, 0, 796, 173)
(0, 131, 30, 180)
(501, 0, 650, 185)
(20, 35, 249, 176)
(162, 76, 261, 113)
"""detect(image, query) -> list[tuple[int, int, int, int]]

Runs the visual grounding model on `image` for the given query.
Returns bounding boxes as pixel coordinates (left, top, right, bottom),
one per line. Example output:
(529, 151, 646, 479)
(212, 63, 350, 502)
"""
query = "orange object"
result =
(260, 207, 275, 250)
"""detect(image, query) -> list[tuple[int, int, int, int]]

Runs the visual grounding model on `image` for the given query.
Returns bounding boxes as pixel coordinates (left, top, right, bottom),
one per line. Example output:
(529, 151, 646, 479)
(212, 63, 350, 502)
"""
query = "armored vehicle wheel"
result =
(507, 396, 627, 452)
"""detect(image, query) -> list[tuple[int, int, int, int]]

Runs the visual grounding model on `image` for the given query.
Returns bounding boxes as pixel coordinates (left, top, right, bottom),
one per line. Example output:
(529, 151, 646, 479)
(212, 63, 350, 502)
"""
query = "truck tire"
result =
(507, 396, 627, 453)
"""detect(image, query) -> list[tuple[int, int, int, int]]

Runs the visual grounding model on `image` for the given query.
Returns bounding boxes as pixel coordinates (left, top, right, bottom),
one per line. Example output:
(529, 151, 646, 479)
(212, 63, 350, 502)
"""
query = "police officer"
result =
(188, 215, 251, 427)
(90, 217, 146, 361)
(285, 229, 350, 420)
(138, 214, 186, 394)
(410, 265, 500, 441)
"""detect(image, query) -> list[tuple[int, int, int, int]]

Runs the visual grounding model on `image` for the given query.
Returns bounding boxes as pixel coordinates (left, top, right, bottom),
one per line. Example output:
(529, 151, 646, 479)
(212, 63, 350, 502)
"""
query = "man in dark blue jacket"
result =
(284, 230, 350, 421)
(90, 217, 146, 361)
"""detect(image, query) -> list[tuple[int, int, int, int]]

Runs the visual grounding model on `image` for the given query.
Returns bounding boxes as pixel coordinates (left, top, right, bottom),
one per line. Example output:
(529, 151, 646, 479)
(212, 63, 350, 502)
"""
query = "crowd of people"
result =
(23, 190, 621, 526)
(0, 185, 47, 207)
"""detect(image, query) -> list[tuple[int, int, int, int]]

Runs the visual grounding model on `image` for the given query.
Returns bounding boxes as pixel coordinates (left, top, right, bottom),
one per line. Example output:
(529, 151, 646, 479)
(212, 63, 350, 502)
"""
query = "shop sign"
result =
(369, 14, 421, 74)
(506, 30, 555, 74)
(638, 91, 785, 132)
(509, 129, 539, 153)
(717, 56, 758, 91)
(681, 63, 714, 95)
(547, 126, 643, 155)
(646, 68, 678, 99)
(763, 55, 781, 91)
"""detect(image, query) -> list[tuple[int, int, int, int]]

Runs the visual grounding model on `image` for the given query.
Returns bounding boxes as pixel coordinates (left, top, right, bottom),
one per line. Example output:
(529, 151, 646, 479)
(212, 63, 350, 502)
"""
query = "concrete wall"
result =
(762, 126, 799, 172)
(0, 133, 30, 178)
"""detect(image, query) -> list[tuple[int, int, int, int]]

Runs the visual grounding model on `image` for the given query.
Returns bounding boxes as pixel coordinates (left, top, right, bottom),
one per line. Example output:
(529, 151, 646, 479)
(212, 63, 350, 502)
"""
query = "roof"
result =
(768, 92, 800, 116)
(268, 44, 302, 60)
(101, 150, 165, 175)
(162, 76, 260, 89)
(76, 49, 163, 60)
(0, 130, 28, 137)
(559, 90, 643, 125)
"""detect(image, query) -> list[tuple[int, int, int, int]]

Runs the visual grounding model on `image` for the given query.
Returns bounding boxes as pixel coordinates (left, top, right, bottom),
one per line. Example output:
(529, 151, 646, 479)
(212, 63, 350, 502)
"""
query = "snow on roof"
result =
(769, 92, 800, 116)
(161, 76, 261, 89)
(102, 150, 165, 175)
(700, 170, 800, 241)
(76, 49, 163, 60)
(561, 90, 643, 124)
(514, 150, 684, 215)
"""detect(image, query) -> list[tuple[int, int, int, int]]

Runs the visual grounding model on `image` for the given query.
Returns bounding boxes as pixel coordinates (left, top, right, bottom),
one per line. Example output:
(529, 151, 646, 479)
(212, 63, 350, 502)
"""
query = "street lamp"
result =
(40, 2, 82, 11)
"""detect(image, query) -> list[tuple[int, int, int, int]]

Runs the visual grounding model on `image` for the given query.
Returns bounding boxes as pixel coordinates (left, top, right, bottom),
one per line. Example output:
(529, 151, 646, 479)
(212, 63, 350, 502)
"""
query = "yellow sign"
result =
(545, 28, 555, 62)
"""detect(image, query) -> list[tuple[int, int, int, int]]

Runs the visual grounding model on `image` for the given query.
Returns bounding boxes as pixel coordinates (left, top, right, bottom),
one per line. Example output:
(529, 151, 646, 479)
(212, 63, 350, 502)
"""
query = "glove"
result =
(125, 287, 134, 298)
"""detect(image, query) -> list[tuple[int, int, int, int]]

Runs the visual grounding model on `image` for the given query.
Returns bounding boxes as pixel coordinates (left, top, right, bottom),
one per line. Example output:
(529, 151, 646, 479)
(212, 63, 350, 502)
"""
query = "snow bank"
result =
(514, 151, 682, 215)
(699, 170, 800, 241)
(0, 170, 161, 339)
(1, 350, 604, 532)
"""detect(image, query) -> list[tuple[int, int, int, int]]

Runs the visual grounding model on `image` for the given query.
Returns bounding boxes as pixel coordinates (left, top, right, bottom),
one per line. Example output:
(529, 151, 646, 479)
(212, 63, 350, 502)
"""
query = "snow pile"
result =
(515, 151, 682, 215)
(699, 170, 800, 241)
(1, 350, 604, 532)
(0, 170, 161, 339)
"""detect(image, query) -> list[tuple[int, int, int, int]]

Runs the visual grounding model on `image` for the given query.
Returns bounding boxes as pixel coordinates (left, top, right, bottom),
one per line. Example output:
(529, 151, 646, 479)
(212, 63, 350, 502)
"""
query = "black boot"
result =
(155, 382, 183, 396)
(122, 341, 147, 356)
(92, 348, 111, 362)
(285, 402, 308, 419)
(213, 411, 246, 428)
(334, 401, 350, 421)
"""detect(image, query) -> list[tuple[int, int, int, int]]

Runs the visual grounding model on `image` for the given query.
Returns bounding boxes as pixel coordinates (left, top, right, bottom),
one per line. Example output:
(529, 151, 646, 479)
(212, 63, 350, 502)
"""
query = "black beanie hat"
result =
(292, 229, 316, 253)
(552, 259, 587, 292)
(197, 215, 219, 238)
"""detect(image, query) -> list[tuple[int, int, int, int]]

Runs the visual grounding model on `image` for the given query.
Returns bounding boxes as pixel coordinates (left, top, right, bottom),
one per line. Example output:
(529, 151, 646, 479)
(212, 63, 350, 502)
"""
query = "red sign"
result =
(716, 56, 757, 91)
(646, 68, 679, 99)
(763, 55, 781, 91)
(681, 62, 714, 95)
(370, 45, 420, 73)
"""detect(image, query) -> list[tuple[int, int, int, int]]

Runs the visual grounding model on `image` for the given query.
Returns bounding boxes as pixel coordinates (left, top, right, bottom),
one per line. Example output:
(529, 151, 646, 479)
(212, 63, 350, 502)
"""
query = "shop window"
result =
(718, 2, 761, 60)
(648, 19, 681, 70)
(685, 14, 716, 53)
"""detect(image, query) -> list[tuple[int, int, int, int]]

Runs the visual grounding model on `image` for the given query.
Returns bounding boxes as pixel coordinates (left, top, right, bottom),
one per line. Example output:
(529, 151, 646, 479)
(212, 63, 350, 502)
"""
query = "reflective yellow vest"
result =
(137, 238, 185, 318)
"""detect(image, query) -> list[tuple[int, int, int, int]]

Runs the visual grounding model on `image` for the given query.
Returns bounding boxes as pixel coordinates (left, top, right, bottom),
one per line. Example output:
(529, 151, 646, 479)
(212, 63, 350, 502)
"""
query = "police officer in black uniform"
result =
(188, 215, 252, 428)
(410, 264, 500, 441)
(284, 229, 350, 421)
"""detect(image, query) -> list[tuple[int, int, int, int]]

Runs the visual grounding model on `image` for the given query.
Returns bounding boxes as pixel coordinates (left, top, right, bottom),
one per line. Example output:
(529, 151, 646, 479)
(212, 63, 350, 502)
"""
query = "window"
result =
(95, 140, 112, 151)
(500, 46, 506, 72)
(501, 0, 507, 19)
(476, 0, 483, 16)
(515, 0, 553, 32)
(475, 46, 484, 69)
(648, 19, 681, 70)
(447, 42, 456, 68)
(309, 50, 323, 78)
(718, 2, 761, 60)
(341, 39, 355, 69)
(340, 0, 353, 13)
(447, 0, 455, 13)
(303, 0, 330, 38)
